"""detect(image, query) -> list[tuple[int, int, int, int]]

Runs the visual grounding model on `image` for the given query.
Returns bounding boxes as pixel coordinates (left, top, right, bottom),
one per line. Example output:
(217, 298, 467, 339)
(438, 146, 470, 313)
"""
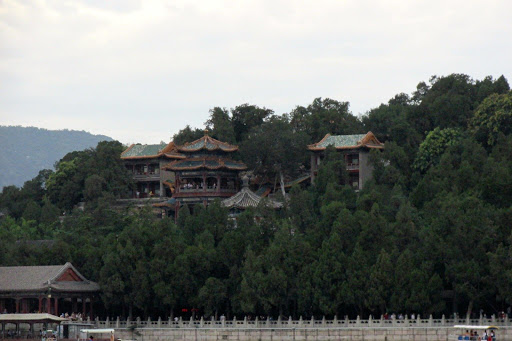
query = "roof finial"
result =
(242, 175, 250, 188)
(204, 128, 209, 136)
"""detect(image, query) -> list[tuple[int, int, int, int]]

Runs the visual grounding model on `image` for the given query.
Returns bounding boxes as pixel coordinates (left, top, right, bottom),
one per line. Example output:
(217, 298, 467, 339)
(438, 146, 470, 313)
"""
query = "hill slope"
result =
(0, 126, 113, 188)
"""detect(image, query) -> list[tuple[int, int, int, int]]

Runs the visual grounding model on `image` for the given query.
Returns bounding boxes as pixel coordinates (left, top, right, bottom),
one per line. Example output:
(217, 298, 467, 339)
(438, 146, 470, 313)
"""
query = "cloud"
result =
(1, 0, 511, 143)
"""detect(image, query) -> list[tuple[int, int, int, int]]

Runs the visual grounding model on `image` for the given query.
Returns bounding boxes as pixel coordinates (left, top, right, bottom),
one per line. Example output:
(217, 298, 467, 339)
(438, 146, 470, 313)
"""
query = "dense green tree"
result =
(413, 127, 463, 172)
(290, 97, 363, 142)
(469, 91, 512, 147)
(173, 125, 204, 145)
(241, 115, 309, 195)
(231, 104, 273, 142)
(205, 107, 236, 144)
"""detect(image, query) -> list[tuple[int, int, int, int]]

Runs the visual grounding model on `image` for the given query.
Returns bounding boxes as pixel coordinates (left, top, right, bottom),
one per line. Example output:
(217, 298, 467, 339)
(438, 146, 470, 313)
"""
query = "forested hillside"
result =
(1, 74, 512, 320)
(0, 126, 112, 188)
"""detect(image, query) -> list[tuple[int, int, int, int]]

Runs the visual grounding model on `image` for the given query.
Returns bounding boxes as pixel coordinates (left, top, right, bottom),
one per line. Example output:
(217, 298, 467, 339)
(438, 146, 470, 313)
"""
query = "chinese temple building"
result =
(221, 176, 282, 216)
(308, 132, 384, 190)
(121, 141, 185, 198)
(0, 263, 100, 318)
(163, 133, 247, 217)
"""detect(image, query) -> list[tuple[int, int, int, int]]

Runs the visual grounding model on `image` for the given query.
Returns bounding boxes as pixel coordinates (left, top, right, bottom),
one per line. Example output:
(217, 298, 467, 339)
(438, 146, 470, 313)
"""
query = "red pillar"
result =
(54, 297, 58, 316)
(89, 299, 93, 319)
(47, 298, 51, 314)
(15, 299, 20, 313)
(82, 298, 86, 315)
(38, 297, 42, 313)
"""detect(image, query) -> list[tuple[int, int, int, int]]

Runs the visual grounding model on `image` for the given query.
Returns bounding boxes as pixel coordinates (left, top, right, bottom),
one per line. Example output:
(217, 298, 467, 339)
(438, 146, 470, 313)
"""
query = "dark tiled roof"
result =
(0, 262, 100, 293)
(177, 135, 238, 153)
(165, 157, 247, 171)
(284, 174, 311, 188)
(308, 131, 384, 151)
(222, 177, 282, 209)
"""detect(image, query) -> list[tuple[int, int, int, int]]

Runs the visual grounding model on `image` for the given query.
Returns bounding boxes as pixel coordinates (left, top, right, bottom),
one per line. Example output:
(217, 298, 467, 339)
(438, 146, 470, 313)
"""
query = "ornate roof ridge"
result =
(177, 135, 239, 153)
(164, 156, 247, 171)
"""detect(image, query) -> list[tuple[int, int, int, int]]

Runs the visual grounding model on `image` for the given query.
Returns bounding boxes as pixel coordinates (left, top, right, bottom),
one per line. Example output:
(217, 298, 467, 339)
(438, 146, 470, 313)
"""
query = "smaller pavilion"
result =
(221, 176, 282, 215)
(0, 263, 100, 318)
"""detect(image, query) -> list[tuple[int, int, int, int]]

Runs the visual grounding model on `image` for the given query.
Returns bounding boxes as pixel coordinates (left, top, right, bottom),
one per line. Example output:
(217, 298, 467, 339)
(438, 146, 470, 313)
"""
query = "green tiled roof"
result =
(122, 143, 168, 158)
(316, 134, 366, 148)
(284, 174, 311, 188)
(308, 132, 384, 151)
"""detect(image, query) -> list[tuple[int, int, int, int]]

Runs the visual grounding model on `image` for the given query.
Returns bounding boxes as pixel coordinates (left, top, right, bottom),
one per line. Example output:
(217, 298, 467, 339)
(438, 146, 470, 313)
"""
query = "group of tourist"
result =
(59, 311, 85, 321)
(459, 329, 496, 341)
(383, 313, 416, 320)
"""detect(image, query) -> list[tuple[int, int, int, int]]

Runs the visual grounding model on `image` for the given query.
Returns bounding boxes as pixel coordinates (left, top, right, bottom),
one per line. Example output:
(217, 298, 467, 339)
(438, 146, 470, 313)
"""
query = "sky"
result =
(1, 0, 511, 145)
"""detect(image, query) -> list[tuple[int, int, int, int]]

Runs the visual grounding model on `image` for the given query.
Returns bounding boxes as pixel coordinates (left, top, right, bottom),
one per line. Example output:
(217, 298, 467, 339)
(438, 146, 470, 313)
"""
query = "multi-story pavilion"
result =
(121, 142, 185, 198)
(0, 263, 100, 318)
(308, 132, 384, 190)
(163, 133, 247, 217)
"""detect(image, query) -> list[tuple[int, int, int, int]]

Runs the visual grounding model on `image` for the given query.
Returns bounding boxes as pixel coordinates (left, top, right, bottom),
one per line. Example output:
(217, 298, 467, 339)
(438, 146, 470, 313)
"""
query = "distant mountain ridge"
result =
(0, 126, 113, 188)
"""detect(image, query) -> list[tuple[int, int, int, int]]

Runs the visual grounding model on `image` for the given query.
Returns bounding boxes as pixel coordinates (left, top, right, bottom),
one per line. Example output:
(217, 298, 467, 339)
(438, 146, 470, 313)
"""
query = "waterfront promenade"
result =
(4, 316, 512, 340)
(97, 315, 512, 341)
(92, 314, 512, 329)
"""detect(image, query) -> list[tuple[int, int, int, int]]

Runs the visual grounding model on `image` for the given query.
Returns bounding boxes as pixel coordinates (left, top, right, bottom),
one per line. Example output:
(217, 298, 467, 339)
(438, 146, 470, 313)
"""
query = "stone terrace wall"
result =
(113, 327, 512, 341)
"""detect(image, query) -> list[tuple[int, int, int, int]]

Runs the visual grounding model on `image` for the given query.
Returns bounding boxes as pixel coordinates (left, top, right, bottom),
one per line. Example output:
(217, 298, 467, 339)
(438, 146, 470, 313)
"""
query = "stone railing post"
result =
(244, 316, 247, 328)
(147, 316, 151, 328)
(333, 315, 338, 327)
(136, 316, 141, 327)
(255, 316, 259, 328)
(356, 315, 361, 327)
(105, 317, 110, 328)
(322, 316, 326, 327)
(200, 316, 204, 328)
(277, 315, 281, 328)
(116, 316, 120, 328)
(189, 316, 193, 328)
(298, 316, 303, 327)
(233, 316, 237, 328)
(492, 314, 496, 325)
(158, 317, 162, 328)
(126, 316, 131, 327)
(441, 314, 445, 327)
(222, 316, 226, 328)
(267, 316, 270, 328)
(310, 315, 314, 328)
(369, 315, 373, 327)
(179, 316, 183, 328)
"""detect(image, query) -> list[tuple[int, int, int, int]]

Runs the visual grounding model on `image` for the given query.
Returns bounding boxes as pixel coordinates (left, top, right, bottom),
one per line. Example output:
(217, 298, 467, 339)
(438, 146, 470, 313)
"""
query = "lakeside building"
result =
(0, 262, 99, 317)
(120, 131, 383, 218)
(308, 132, 384, 190)
(121, 142, 184, 198)
(162, 133, 247, 218)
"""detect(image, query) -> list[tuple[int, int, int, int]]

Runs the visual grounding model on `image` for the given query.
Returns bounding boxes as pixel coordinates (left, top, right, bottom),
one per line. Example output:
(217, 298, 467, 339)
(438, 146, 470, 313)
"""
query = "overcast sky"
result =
(1, 0, 511, 145)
